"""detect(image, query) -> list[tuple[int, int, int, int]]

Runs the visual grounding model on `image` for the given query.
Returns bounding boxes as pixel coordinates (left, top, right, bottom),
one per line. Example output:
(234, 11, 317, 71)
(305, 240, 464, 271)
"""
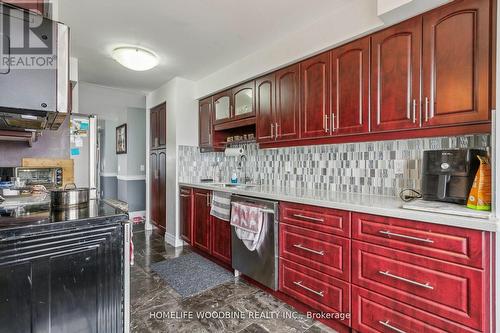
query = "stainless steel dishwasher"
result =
(231, 195, 279, 290)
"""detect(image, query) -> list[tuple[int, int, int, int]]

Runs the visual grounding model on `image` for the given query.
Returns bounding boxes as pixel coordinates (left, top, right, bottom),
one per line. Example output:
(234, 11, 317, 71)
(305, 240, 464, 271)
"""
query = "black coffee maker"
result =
(422, 149, 486, 205)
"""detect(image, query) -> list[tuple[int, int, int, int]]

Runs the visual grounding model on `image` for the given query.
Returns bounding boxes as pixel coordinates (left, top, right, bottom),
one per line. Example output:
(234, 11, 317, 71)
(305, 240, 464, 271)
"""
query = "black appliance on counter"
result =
(422, 149, 486, 204)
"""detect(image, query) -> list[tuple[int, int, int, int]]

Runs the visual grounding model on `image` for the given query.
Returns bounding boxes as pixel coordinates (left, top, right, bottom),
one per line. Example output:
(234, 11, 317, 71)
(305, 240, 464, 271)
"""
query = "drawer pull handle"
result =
(378, 270, 434, 290)
(379, 230, 434, 244)
(293, 244, 325, 256)
(292, 214, 324, 223)
(379, 320, 407, 333)
(293, 281, 324, 297)
(180, 194, 191, 198)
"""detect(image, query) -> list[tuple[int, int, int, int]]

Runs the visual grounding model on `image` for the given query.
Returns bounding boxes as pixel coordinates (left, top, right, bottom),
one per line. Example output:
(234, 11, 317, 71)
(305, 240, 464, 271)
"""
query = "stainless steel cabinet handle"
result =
(379, 320, 407, 333)
(330, 113, 335, 132)
(379, 230, 434, 243)
(425, 97, 429, 122)
(270, 123, 274, 139)
(293, 281, 324, 297)
(206, 194, 210, 207)
(275, 122, 279, 140)
(378, 270, 434, 290)
(293, 244, 325, 256)
(180, 194, 191, 198)
(412, 99, 416, 123)
(292, 214, 324, 223)
(324, 114, 329, 132)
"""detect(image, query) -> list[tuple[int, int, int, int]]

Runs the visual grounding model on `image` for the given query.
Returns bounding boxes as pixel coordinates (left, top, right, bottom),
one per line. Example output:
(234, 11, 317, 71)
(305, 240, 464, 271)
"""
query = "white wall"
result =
(145, 77, 197, 246)
(195, 0, 450, 99)
(79, 82, 147, 186)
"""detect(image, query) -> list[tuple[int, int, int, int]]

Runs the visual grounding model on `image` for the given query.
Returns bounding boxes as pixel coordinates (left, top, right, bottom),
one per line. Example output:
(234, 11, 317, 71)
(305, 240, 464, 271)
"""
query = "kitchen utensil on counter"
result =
(50, 183, 89, 210)
(11, 177, 26, 188)
(422, 149, 487, 205)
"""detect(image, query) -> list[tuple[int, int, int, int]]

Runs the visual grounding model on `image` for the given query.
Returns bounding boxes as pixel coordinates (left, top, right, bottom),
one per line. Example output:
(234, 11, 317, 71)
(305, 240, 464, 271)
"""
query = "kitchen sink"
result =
(211, 183, 258, 190)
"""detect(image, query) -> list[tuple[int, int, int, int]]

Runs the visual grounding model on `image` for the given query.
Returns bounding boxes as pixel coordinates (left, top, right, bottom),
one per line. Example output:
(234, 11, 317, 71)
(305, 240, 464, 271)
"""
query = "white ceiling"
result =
(59, 0, 349, 92)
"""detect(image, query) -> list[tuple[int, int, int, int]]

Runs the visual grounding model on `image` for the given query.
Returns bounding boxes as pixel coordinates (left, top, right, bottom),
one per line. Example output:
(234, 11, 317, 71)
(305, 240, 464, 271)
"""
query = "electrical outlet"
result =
(394, 160, 405, 175)
(140, 165, 145, 172)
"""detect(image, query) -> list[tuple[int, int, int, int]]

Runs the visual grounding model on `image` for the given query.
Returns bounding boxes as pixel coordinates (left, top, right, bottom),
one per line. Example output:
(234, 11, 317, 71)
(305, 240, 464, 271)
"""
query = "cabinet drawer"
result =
(352, 213, 487, 269)
(280, 224, 350, 281)
(352, 286, 480, 333)
(279, 259, 350, 326)
(352, 241, 486, 331)
(280, 202, 350, 237)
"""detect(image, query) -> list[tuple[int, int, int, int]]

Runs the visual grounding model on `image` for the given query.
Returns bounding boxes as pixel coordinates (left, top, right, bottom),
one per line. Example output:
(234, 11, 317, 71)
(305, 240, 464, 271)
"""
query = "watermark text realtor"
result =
(0, 2, 57, 70)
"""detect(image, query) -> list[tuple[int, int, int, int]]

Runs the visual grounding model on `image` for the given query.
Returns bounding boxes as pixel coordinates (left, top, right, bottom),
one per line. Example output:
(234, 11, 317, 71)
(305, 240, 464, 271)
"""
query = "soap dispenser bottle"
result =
(230, 171, 238, 184)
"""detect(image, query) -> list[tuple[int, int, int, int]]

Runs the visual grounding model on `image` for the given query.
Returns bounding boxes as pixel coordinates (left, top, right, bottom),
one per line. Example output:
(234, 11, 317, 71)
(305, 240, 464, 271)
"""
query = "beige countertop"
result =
(179, 181, 498, 232)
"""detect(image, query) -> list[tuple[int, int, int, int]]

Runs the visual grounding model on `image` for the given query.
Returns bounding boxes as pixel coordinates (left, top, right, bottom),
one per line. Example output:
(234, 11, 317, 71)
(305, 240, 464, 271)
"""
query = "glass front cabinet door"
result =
(232, 82, 254, 119)
(213, 92, 231, 123)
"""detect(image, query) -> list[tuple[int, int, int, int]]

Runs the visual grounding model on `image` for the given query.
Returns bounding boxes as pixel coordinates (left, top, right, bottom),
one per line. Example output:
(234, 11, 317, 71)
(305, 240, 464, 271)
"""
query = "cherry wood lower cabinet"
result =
(179, 187, 193, 244)
(149, 151, 166, 234)
(193, 189, 212, 254)
(211, 217, 232, 265)
(352, 212, 487, 268)
(352, 286, 480, 333)
(191, 188, 232, 265)
(277, 202, 492, 333)
(280, 202, 350, 237)
(352, 240, 487, 331)
(279, 259, 351, 327)
(280, 223, 350, 281)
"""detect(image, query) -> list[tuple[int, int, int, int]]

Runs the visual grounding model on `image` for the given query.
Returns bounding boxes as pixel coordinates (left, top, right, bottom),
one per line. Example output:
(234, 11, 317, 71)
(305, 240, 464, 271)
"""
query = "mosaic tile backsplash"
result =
(178, 135, 490, 196)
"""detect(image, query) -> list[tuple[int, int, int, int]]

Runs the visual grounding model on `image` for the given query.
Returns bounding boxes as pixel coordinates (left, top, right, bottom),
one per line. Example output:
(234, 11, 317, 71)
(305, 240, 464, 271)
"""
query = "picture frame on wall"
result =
(116, 124, 127, 154)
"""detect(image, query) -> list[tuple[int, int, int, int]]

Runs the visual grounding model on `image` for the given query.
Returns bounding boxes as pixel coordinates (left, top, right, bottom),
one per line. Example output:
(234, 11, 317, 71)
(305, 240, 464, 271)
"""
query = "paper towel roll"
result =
(224, 147, 245, 157)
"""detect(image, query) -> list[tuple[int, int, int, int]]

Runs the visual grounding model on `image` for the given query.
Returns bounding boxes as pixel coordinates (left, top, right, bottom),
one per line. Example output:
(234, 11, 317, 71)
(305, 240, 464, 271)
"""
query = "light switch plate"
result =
(140, 165, 145, 171)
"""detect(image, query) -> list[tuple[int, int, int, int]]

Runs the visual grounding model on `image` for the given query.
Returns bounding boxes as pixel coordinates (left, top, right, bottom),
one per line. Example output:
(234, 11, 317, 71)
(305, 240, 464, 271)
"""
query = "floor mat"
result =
(150, 252, 235, 298)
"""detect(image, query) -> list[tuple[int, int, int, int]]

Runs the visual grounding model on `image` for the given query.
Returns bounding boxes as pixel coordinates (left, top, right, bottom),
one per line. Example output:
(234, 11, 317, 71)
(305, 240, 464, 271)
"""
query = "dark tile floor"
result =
(130, 225, 337, 333)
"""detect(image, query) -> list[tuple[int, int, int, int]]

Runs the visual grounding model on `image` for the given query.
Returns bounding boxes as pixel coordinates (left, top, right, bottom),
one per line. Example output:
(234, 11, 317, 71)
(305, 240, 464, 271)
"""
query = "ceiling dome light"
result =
(112, 46, 159, 71)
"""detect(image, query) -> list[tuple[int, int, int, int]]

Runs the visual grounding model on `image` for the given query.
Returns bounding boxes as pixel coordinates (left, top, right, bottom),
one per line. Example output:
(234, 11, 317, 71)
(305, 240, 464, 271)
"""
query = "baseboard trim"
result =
(164, 232, 183, 248)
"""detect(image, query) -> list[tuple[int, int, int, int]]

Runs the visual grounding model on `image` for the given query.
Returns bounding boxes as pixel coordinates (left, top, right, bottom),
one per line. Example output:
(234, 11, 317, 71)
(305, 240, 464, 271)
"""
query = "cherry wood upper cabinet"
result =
(275, 64, 300, 141)
(213, 90, 232, 124)
(422, 0, 490, 127)
(199, 97, 213, 150)
(150, 102, 166, 149)
(150, 109, 158, 149)
(256, 74, 275, 143)
(371, 17, 422, 132)
(300, 52, 331, 138)
(331, 37, 370, 135)
(232, 81, 255, 121)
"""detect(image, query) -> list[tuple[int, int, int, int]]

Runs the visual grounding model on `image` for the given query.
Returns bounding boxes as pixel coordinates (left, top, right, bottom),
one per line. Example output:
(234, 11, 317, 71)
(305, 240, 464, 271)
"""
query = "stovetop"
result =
(0, 196, 127, 230)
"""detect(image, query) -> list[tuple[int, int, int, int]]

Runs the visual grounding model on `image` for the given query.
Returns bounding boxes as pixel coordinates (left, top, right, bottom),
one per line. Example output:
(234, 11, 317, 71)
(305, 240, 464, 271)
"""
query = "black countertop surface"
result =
(0, 198, 128, 231)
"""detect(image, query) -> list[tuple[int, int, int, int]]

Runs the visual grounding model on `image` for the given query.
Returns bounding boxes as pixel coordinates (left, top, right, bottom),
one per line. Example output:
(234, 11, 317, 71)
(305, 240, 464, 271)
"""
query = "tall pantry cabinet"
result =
(150, 103, 167, 234)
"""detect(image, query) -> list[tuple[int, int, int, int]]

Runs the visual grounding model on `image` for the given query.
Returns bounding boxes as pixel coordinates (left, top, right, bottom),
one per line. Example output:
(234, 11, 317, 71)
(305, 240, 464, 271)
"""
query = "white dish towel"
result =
(230, 201, 267, 252)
